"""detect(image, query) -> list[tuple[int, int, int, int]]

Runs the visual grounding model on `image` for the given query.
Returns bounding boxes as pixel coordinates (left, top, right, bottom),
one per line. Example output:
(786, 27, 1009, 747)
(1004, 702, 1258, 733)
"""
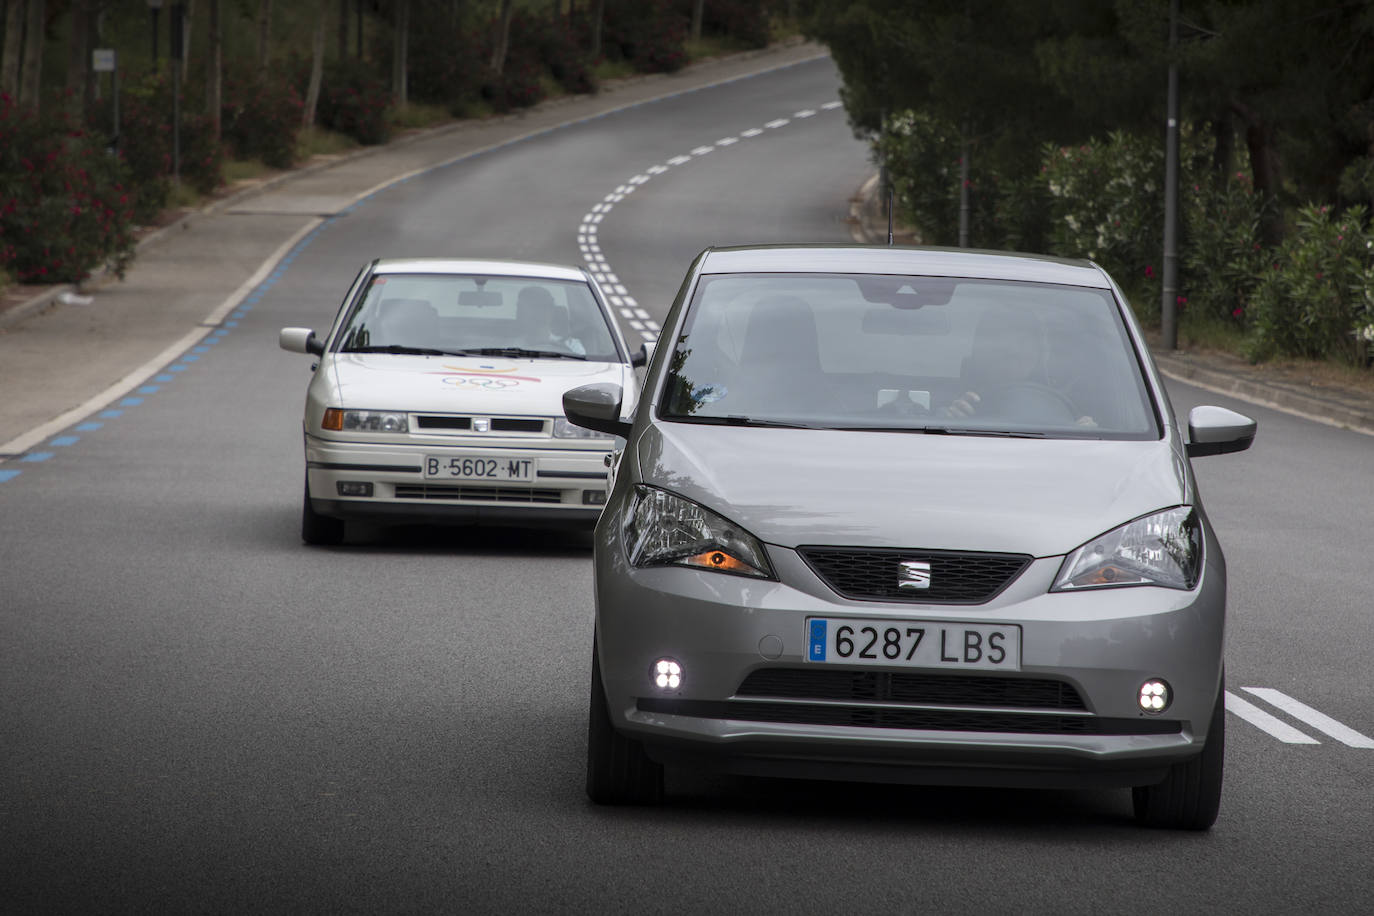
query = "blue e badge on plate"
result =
(808, 619, 827, 661)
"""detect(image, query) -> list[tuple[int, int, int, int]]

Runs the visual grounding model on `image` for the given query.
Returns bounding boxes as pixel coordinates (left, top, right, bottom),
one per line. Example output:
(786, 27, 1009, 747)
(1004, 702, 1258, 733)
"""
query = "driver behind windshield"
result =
(945, 305, 1096, 427)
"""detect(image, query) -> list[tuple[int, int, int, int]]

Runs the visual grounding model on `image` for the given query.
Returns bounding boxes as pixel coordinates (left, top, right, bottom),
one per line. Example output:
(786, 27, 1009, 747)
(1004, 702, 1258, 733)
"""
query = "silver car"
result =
(564, 245, 1256, 830)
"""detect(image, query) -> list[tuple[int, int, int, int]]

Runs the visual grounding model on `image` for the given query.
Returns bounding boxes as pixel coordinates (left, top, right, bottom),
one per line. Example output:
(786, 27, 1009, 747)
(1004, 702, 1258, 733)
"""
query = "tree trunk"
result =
(206, 0, 221, 141)
(304, 0, 326, 126)
(18, 0, 42, 110)
(256, 0, 272, 77)
(337, 0, 347, 60)
(2, 0, 25, 100)
(690, 0, 704, 43)
(65, 0, 91, 114)
(1210, 109, 1233, 182)
(589, 0, 603, 59)
(1232, 98, 1283, 245)
(490, 0, 514, 74)
(391, 0, 407, 106)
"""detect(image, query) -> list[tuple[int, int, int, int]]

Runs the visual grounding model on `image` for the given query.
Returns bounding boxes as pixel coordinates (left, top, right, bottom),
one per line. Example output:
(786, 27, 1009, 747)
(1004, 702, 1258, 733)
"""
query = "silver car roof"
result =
(372, 258, 588, 282)
(700, 245, 1111, 288)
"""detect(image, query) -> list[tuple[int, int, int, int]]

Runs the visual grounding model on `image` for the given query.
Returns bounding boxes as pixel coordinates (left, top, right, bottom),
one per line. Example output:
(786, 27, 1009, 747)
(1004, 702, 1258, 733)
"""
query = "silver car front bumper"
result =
(593, 518, 1226, 789)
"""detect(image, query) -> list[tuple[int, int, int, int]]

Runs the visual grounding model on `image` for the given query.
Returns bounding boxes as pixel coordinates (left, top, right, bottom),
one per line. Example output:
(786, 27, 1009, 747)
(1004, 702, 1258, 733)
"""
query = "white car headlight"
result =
(623, 485, 773, 578)
(1052, 507, 1202, 591)
(554, 417, 614, 440)
(322, 409, 409, 433)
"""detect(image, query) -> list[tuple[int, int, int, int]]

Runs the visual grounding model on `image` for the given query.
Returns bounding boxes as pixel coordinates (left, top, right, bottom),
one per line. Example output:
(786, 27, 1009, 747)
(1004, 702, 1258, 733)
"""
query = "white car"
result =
(279, 258, 645, 544)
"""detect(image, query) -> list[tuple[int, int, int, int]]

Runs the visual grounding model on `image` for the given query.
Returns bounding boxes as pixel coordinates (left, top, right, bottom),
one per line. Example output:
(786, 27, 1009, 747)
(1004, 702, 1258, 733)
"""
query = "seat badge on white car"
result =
(898, 559, 932, 589)
(473, 418, 490, 432)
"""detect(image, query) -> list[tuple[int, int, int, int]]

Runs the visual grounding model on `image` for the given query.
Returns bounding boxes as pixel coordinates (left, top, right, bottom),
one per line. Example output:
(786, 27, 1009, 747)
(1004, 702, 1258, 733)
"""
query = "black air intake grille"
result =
(737, 668, 1087, 711)
(798, 546, 1031, 604)
(394, 484, 562, 503)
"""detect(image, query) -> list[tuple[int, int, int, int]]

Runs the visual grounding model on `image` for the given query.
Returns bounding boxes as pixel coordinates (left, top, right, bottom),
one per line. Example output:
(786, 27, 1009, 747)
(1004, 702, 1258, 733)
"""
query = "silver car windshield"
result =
(661, 273, 1159, 439)
(335, 273, 621, 362)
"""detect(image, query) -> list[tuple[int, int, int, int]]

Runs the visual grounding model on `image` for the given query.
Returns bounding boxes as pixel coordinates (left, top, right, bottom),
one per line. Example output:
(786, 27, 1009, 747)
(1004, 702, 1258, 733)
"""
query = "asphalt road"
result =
(3, 55, 1372, 915)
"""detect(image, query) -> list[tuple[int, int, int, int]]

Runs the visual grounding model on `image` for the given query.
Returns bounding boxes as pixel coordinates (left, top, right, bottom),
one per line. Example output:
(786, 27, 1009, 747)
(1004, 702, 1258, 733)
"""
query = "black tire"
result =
(301, 477, 345, 546)
(586, 638, 664, 805)
(1133, 679, 1225, 830)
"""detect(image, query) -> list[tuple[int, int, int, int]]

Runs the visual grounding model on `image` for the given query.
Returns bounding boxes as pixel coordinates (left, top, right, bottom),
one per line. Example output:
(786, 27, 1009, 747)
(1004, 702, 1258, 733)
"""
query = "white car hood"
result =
(635, 424, 1189, 557)
(322, 354, 630, 416)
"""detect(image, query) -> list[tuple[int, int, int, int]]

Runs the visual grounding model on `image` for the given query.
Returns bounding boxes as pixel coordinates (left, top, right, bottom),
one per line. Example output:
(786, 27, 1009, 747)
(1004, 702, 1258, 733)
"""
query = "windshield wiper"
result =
(461, 347, 587, 360)
(674, 415, 820, 429)
(834, 425, 1049, 438)
(346, 344, 450, 356)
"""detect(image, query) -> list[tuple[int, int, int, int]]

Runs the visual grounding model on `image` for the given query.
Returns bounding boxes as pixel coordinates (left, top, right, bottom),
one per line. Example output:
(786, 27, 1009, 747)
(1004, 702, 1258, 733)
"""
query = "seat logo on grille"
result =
(898, 559, 932, 589)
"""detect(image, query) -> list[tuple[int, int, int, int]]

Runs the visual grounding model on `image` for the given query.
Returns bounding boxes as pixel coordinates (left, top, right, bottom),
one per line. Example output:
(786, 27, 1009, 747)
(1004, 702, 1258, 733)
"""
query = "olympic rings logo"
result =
(440, 375, 522, 389)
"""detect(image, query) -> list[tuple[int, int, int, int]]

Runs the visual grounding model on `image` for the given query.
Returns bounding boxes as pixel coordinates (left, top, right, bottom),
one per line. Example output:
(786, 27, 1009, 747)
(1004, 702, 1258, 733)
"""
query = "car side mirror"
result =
(564, 383, 632, 439)
(280, 327, 324, 356)
(631, 341, 655, 368)
(1185, 406, 1256, 457)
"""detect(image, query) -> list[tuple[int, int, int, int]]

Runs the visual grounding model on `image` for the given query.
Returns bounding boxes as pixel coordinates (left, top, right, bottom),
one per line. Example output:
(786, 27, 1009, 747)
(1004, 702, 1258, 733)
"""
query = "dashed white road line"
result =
(1241, 687, 1374, 748)
(574, 100, 843, 342)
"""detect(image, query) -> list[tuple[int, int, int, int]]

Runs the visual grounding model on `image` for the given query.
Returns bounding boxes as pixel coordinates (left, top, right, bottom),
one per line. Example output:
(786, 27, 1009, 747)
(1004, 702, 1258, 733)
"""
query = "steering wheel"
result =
(979, 382, 1079, 423)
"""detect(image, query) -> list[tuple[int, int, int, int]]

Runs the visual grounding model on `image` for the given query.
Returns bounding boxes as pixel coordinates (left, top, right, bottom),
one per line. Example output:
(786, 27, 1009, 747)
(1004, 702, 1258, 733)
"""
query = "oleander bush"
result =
(223, 67, 303, 169)
(1247, 205, 1374, 365)
(601, 0, 688, 73)
(0, 93, 136, 283)
(318, 59, 392, 145)
(110, 71, 223, 223)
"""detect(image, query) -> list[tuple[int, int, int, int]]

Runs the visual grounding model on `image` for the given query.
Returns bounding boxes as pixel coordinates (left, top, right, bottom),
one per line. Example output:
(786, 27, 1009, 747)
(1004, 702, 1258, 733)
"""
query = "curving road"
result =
(2, 54, 1372, 914)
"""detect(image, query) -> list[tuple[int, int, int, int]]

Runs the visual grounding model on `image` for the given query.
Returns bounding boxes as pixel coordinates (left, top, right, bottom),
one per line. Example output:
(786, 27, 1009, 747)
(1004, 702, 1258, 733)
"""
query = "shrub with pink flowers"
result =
(1246, 205, 1374, 364)
(601, 0, 689, 74)
(318, 59, 392, 145)
(222, 67, 303, 169)
(0, 94, 136, 283)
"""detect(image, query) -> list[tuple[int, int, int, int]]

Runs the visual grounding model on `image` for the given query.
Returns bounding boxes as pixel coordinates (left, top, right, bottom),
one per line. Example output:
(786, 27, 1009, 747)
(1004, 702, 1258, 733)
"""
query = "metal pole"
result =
(959, 132, 971, 248)
(1160, 0, 1180, 350)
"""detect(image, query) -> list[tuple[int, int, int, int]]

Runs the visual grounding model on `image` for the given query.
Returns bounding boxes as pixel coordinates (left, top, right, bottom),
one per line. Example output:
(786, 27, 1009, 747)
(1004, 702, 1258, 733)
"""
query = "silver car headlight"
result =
(623, 485, 774, 578)
(553, 417, 614, 440)
(322, 409, 408, 433)
(1052, 507, 1202, 591)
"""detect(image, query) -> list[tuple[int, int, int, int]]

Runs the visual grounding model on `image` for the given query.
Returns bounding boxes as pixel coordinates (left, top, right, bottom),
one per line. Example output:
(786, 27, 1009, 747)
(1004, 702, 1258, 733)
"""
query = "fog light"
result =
(336, 481, 373, 497)
(651, 658, 682, 691)
(582, 489, 607, 506)
(1138, 679, 1171, 714)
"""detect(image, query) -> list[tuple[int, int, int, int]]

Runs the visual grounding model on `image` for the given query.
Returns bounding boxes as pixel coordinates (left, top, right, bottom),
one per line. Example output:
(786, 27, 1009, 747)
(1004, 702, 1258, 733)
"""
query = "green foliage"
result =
(1042, 131, 1162, 290)
(1247, 206, 1374, 365)
(0, 94, 136, 283)
(223, 67, 303, 169)
(679, 0, 774, 49)
(1179, 172, 1271, 328)
(601, 0, 689, 73)
(318, 59, 392, 146)
(105, 72, 223, 223)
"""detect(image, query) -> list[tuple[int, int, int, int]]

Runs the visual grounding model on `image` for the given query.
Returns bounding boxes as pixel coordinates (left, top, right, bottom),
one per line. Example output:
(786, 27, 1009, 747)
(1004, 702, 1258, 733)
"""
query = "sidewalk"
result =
(0, 39, 827, 455)
(849, 174, 1374, 436)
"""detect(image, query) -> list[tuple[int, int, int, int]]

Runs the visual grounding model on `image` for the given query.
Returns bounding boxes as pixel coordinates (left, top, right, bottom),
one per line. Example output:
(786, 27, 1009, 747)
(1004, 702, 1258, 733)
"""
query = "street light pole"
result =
(148, 0, 165, 63)
(1160, 0, 1180, 350)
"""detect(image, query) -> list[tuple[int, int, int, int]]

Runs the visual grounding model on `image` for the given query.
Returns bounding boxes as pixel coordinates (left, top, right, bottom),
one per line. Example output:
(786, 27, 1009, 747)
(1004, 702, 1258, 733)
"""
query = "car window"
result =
(335, 273, 622, 361)
(661, 273, 1158, 439)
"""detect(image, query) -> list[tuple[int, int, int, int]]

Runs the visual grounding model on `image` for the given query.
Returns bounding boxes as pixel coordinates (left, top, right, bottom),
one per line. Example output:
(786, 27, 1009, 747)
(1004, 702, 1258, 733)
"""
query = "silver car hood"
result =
(635, 423, 1188, 557)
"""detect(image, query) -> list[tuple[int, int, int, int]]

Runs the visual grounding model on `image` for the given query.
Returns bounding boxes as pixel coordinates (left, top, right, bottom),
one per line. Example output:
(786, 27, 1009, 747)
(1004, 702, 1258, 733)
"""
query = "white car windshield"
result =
(660, 273, 1159, 439)
(336, 273, 621, 362)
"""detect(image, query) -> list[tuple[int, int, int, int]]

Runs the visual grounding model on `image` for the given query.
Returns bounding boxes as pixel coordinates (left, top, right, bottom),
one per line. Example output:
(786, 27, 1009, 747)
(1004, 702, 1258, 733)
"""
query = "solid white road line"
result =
(1225, 691, 1320, 744)
(1241, 687, 1374, 748)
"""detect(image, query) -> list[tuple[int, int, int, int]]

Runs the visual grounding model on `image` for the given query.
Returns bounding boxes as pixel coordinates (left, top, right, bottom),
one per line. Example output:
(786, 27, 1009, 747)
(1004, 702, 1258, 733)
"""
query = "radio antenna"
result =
(887, 186, 895, 246)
